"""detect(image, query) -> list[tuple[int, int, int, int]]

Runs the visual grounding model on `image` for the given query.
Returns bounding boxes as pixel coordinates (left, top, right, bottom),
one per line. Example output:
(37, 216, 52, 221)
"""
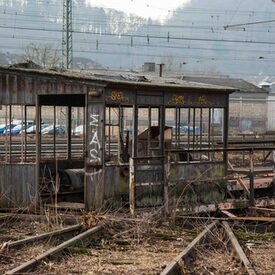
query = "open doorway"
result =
(38, 94, 86, 208)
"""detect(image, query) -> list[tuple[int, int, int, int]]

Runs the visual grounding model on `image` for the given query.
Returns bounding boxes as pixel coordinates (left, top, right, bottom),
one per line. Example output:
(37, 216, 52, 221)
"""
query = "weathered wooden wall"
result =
(0, 163, 36, 208)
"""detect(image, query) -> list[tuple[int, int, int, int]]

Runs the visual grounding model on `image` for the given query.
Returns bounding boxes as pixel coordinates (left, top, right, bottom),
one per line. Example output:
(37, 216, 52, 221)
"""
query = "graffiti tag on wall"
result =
(86, 112, 102, 181)
(106, 91, 129, 103)
(168, 94, 185, 105)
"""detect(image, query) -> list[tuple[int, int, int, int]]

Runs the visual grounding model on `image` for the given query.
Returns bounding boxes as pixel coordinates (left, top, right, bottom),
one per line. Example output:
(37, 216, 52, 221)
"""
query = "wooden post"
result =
(24, 105, 27, 162)
(223, 99, 229, 175)
(35, 96, 41, 212)
(9, 105, 11, 162)
(129, 157, 135, 215)
(272, 150, 275, 196)
(67, 105, 72, 161)
(20, 105, 24, 162)
(164, 154, 170, 216)
(85, 89, 105, 211)
(249, 150, 255, 206)
(53, 106, 56, 159)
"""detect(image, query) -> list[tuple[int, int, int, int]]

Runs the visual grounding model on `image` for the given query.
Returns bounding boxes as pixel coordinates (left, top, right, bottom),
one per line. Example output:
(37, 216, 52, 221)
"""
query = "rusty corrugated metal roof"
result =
(0, 65, 237, 93)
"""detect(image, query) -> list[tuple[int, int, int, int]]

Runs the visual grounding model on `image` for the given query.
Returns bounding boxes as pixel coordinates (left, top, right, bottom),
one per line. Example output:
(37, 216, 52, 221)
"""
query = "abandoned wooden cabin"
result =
(0, 65, 237, 212)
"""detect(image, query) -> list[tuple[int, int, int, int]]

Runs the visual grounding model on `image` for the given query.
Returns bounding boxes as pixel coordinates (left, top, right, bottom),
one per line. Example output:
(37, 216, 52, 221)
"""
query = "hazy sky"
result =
(85, 0, 191, 20)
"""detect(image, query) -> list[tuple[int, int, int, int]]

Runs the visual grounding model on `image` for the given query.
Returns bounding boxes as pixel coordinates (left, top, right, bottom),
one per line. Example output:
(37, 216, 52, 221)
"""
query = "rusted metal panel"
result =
(169, 162, 225, 182)
(0, 163, 37, 208)
(135, 164, 163, 183)
(168, 162, 226, 206)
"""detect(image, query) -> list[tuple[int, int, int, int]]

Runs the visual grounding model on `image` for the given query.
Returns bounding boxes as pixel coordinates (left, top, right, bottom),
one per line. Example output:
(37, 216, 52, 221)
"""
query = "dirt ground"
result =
(246, 241, 275, 275)
(0, 217, 63, 241)
(36, 224, 194, 275)
(0, 218, 66, 273)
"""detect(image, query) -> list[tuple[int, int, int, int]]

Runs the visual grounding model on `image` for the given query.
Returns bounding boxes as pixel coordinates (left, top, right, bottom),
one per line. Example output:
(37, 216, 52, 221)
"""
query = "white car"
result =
(73, 125, 84, 137)
(20, 124, 49, 134)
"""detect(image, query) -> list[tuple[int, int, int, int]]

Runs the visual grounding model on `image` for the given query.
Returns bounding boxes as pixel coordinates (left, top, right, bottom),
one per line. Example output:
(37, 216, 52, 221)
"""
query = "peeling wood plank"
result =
(160, 221, 219, 275)
(5, 225, 103, 275)
(222, 221, 257, 275)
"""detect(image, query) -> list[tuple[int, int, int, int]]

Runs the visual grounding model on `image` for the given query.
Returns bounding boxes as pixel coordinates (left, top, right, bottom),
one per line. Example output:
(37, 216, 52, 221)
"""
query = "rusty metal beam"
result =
(167, 147, 275, 153)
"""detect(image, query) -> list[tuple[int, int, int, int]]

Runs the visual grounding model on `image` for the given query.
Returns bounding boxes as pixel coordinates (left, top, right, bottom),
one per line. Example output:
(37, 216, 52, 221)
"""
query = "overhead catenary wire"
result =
(1, 24, 275, 45)
(1, 1, 275, 75)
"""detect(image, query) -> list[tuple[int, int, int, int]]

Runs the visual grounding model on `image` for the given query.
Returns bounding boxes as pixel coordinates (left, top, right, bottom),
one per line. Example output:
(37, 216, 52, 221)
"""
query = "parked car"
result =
(72, 125, 84, 137)
(172, 125, 201, 134)
(20, 124, 49, 134)
(41, 125, 66, 135)
(2, 123, 22, 135)
(0, 124, 7, 135)
(7, 121, 35, 136)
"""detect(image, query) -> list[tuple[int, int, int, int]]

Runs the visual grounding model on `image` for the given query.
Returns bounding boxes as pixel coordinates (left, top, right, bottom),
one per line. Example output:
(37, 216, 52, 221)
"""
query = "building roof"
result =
(0, 64, 237, 93)
(181, 76, 267, 94)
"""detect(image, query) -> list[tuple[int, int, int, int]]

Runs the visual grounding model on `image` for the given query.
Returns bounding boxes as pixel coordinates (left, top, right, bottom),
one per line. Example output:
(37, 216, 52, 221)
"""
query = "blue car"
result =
(172, 125, 201, 134)
(0, 124, 6, 135)
(2, 123, 21, 135)
(5, 121, 35, 136)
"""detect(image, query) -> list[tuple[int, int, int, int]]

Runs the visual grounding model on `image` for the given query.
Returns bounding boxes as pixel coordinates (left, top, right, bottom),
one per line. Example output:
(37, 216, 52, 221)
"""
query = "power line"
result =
(224, 19, 275, 29)
(1, 24, 275, 45)
(2, 32, 275, 56)
(1, 44, 275, 64)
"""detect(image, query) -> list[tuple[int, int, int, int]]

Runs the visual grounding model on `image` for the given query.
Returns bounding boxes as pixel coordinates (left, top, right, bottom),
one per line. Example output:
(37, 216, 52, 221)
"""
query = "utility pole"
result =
(62, 0, 73, 69)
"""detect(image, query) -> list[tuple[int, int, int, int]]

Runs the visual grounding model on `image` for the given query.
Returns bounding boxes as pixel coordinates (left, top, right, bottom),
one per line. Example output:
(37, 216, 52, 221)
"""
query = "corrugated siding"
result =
(0, 164, 37, 208)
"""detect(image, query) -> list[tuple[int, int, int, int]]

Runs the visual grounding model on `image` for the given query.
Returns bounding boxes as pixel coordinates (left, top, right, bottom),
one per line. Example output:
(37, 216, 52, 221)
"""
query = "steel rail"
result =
(6, 224, 82, 249)
(222, 221, 257, 275)
(161, 221, 219, 275)
(5, 224, 103, 275)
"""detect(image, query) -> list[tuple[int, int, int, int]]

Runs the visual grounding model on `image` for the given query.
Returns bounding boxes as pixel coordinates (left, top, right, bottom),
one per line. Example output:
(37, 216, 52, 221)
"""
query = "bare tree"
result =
(23, 43, 60, 68)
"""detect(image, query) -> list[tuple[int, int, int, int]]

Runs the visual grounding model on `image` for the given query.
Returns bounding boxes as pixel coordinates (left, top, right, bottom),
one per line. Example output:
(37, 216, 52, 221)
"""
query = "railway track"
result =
(0, 212, 273, 274)
(161, 221, 257, 275)
(0, 223, 103, 274)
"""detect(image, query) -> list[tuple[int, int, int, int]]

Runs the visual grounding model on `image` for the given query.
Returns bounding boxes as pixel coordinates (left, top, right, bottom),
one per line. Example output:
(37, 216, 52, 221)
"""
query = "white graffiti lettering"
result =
(89, 114, 99, 126)
(89, 113, 101, 164)
(89, 130, 101, 149)
(86, 169, 103, 181)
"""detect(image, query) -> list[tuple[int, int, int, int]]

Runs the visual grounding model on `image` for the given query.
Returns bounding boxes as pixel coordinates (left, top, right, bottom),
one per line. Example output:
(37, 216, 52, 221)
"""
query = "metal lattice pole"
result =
(62, 0, 73, 69)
